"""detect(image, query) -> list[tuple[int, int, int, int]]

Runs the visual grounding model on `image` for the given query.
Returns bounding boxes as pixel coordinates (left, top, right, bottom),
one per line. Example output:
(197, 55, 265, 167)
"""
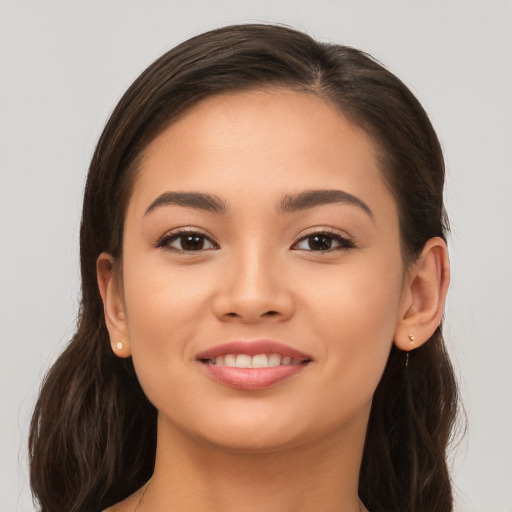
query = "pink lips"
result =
(196, 340, 312, 391)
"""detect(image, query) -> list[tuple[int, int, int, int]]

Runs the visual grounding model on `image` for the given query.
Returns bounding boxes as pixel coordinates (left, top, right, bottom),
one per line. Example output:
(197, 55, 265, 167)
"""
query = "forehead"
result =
(127, 89, 395, 222)
(142, 88, 377, 167)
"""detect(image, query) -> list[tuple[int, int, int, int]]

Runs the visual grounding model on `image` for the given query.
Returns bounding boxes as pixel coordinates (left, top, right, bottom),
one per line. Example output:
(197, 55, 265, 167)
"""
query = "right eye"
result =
(156, 230, 218, 253)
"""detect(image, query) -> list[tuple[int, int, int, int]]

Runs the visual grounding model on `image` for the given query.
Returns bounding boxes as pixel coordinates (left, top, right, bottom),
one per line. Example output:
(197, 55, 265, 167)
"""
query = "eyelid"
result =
(153, 226, 356, 253)
(291, 228, 356, 251)
(153, 227, 219, 252)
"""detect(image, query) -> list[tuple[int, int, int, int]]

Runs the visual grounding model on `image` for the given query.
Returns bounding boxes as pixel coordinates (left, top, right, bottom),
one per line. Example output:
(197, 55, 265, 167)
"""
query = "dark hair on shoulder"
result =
(29, 23, 459, 512)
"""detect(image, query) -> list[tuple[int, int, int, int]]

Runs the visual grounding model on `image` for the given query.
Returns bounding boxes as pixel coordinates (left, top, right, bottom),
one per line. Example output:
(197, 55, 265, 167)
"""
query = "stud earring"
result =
(116, 341, 123, 350)
(408, 334, 415, 344)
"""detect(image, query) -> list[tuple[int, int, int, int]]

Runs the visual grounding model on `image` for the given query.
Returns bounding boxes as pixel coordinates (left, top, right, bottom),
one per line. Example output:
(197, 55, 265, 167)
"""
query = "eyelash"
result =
(154, 228, 356, 254)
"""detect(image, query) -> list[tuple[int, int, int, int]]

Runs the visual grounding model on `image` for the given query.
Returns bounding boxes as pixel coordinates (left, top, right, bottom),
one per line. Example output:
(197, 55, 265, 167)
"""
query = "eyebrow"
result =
(144, 189, 374, 220)
(145, 192, 228, 215)
(278, 189, 374, 219)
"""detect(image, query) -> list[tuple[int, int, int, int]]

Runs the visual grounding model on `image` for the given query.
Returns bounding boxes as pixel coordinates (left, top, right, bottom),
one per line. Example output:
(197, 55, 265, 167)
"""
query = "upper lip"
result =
(196, 340, 312, 362)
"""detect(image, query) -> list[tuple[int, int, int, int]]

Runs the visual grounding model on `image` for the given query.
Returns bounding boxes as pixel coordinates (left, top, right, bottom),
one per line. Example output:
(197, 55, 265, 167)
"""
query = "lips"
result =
(196, 340, 312, 390)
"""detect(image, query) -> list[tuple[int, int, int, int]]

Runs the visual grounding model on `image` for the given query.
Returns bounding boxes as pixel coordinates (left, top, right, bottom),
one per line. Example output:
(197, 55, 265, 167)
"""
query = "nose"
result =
(211, 249, 295, 324)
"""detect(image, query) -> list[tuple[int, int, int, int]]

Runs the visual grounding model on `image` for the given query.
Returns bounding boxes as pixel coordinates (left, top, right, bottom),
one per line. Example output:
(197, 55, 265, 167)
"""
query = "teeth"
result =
(251, 354, 269, 368)
(224, 354, 236, 366)
(235, 354, 252, 368)
(268, 354, 281, 367)
(208, 353, 304, 368)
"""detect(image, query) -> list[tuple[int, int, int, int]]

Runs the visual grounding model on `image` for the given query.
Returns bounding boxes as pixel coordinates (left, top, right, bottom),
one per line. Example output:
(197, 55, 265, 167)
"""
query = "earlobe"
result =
(96, 252, 131, 358)
(394, 237, 450, 351)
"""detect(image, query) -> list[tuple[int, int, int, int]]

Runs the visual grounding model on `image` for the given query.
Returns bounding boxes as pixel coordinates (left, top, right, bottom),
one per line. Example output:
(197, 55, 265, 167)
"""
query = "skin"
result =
(98, 89, 449, 512)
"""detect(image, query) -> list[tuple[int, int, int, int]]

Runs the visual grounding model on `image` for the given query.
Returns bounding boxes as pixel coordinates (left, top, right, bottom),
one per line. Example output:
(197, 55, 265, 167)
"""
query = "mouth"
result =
(202, 353, 308, 368)
(196, 340, 312, 390)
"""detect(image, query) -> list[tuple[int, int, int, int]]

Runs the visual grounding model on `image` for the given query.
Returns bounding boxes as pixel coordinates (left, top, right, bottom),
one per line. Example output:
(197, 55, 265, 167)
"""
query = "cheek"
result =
(121, 257, 215, 389)
(124, 254, 212, 328)
(303, 255, 404, 392)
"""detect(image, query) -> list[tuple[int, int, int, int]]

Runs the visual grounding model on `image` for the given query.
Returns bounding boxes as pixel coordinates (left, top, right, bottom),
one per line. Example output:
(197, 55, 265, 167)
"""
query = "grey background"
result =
(1, 1, 511, 511)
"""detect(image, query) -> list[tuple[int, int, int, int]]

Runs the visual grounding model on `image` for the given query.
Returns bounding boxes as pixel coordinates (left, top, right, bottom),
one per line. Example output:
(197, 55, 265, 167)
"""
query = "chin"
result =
(161, 405, 313, 454)
(199, 426, 308, 455)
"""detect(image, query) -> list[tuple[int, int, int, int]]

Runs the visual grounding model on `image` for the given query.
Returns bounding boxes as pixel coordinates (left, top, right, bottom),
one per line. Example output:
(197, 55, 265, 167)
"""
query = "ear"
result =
(394, 237, 450, 351)
(97, 252, 131, 358)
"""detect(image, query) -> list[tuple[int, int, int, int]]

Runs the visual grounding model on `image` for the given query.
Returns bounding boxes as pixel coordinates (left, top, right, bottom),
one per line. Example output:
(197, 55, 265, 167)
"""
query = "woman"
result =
(29, 24, 458, 512)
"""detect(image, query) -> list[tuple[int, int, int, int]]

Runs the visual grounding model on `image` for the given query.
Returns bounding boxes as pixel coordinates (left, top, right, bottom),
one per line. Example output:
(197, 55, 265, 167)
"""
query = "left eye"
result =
(159, 232, 217, 252)
(293, 232, 354, 252)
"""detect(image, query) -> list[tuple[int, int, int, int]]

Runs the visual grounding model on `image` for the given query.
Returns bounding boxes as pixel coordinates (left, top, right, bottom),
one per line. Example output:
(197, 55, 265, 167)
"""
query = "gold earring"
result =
(116, 341, 123, 350)
(404, 335, 416, 369)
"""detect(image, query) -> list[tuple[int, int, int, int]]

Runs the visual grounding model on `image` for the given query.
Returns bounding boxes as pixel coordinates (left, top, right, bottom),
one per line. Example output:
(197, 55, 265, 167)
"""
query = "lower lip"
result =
(201, 363, 309, 390)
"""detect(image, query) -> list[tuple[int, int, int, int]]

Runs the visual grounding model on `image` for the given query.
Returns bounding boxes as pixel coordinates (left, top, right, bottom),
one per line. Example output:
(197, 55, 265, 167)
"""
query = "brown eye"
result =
(293, 231, 355, 252)
(158, 231, 217, 252)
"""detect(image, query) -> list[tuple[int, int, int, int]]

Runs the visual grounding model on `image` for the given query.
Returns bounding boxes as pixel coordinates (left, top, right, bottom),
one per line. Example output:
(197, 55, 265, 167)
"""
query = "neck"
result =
(138, 414, 368, 512)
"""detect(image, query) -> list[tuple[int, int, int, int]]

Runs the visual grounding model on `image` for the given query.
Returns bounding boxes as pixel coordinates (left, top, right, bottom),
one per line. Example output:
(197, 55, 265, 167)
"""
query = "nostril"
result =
(222, 310, 282, 320)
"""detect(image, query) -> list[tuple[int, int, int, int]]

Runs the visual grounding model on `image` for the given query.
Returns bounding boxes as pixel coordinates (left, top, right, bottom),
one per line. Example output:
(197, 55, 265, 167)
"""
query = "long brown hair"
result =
(29, 23, 459, 512)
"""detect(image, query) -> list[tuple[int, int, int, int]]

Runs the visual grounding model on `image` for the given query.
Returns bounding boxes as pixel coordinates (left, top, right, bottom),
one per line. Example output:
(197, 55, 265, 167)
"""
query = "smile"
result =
(196, 340, 312, 390)
(207, 354, 305, 368)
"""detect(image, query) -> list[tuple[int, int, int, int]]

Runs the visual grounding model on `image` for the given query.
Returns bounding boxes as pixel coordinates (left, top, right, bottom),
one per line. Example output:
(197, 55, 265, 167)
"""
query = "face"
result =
(114, 89, 409, 452)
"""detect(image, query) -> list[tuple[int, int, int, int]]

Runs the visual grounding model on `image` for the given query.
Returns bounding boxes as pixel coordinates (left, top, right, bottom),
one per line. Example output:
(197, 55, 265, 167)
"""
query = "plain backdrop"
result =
(1, 1, 511, 511)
